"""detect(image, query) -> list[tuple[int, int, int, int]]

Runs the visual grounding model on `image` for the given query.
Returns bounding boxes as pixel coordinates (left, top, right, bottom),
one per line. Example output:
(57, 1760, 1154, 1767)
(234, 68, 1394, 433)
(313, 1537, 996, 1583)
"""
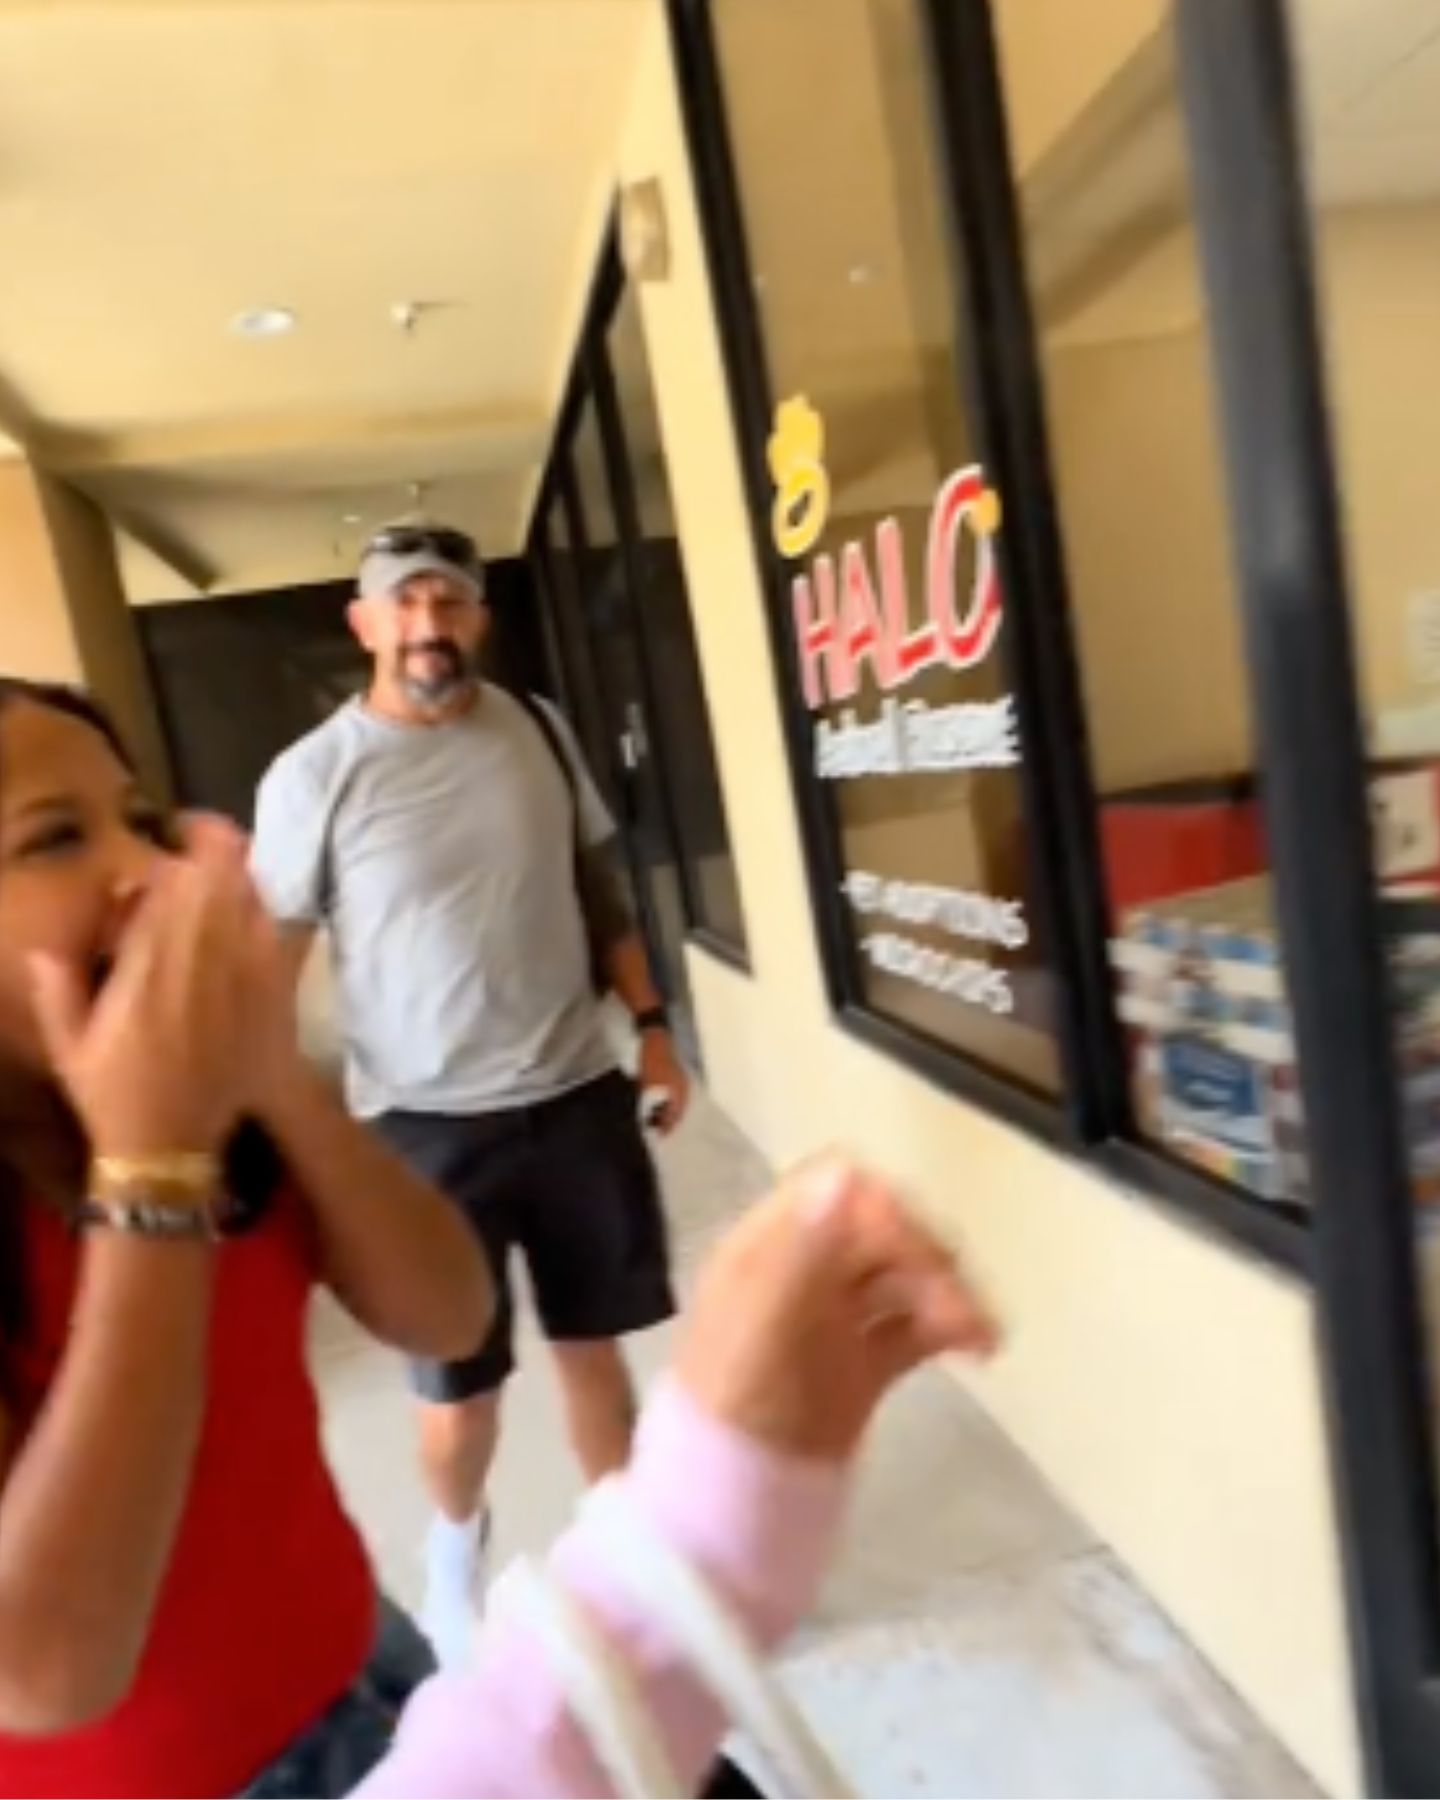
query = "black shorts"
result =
(373, 1072, 675, 1403)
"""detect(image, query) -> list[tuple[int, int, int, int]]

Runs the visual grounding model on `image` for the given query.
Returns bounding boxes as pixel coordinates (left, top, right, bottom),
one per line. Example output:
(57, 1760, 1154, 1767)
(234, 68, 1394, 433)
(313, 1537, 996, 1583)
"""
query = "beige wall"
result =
(992, 0, 1166, 174)
(1318, 202, 1440, 722)
(1044, 324, 1254, 790)
(38, 473, 171, 798)
(0, 456, 169, 797)
(617, 17, 1359, 1793)
(1012, 201, 1440, 792)
(0, 460, 85, 683)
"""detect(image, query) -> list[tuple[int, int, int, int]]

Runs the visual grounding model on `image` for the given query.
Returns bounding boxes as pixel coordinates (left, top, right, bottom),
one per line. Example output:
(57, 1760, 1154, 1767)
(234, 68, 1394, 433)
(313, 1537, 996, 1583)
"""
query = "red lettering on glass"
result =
(878, 514, 939, 686)
(927, 466, 1001, 671)
(790, 465, 1002, 709)
(793, 553, 838, 709)
(839, 540, 895, 694)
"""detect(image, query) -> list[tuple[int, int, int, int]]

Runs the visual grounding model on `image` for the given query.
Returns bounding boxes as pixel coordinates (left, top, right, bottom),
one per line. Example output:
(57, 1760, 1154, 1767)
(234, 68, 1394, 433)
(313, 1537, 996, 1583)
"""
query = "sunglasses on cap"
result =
(364, 525, 481, 570)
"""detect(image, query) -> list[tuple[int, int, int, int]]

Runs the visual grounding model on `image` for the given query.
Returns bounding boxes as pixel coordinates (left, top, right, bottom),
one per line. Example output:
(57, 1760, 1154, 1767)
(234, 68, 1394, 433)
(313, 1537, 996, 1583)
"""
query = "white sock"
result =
(422, 1510, 489, 1672)
(427, 1510, 483, 1576)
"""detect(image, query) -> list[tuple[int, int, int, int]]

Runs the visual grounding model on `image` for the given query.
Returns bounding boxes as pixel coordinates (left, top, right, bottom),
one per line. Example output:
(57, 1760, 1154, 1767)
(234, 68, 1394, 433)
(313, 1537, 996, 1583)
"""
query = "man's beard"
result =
(398, 640, 477, 709)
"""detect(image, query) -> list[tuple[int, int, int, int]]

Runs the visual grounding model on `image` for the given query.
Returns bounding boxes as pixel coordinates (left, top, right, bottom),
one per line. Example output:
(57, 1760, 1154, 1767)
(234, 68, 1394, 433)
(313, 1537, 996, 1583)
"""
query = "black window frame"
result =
(667, 0, 1309, 1274)
(528, 236, 753, 977)
(1174, 7, 1440, 1784)
(667, 0, 1440, 1788)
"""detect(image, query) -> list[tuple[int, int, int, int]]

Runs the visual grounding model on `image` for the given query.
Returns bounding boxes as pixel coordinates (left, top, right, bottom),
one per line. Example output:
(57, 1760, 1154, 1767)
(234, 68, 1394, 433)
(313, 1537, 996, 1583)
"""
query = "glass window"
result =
(995, 3, 1312, 1210)
(1296, 0, 1440, 1228)
(569, 399, 695, 1033)
(712, 0, 1061, 1095)
(536, 498, 617, 813)
(607, 283, 749, 957)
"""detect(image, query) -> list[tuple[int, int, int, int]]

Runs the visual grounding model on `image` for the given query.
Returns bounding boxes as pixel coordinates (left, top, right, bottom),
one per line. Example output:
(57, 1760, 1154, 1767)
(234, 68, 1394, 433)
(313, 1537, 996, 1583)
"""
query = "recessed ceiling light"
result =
(230, 306, 297, 340)
(342, 512, 363, 526)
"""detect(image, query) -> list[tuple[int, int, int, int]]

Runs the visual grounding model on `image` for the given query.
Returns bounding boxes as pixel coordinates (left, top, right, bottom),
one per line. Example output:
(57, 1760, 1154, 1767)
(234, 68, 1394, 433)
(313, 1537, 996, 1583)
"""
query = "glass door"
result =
(566, 393, 698, 1060)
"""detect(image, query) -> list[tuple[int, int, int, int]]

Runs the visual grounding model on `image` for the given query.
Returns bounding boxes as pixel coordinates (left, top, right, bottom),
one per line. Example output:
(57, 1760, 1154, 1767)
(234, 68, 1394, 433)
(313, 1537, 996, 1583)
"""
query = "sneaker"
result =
(421, 1508, 492, 1673)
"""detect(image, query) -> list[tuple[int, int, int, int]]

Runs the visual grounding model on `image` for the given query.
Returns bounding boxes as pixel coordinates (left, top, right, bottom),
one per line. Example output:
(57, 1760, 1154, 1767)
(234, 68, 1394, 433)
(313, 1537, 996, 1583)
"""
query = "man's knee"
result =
(552, 1338, 631, 1394)
(420, 1392, 501, 1454)
(552, 1341, 636, 1480)
(553, 1342, 637, 1432)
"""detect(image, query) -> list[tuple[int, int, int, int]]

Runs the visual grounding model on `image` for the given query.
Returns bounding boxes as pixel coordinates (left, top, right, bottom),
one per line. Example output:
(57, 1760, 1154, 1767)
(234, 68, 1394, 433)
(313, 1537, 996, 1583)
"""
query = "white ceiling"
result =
(1295, 0, 1440, 184)
(0, 0, 650, 599)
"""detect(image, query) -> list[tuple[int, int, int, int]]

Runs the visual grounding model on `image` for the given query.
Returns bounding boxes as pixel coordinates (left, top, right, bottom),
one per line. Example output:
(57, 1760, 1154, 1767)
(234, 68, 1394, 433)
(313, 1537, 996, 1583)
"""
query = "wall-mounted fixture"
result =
(230, 306, 296, 340)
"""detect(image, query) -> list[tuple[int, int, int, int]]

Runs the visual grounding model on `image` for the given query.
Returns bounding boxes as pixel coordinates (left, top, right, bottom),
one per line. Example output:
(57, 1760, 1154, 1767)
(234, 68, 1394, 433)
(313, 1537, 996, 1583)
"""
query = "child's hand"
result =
(675, 1157, 1000, 1464)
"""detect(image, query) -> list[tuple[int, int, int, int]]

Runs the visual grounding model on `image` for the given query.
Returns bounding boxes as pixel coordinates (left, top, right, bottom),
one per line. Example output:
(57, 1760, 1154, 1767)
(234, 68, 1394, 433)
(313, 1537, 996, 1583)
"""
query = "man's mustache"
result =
(404, 641, 464, 667)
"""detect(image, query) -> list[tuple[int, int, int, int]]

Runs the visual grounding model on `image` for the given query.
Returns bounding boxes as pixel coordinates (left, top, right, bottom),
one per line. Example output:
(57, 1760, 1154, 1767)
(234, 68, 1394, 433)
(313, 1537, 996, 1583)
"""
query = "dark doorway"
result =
(137, 558, 554, 823)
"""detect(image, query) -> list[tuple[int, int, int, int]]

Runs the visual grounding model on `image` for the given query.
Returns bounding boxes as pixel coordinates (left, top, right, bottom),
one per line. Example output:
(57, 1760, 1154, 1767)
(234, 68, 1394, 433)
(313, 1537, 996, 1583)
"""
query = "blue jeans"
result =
(240, 1598, 435, 1798)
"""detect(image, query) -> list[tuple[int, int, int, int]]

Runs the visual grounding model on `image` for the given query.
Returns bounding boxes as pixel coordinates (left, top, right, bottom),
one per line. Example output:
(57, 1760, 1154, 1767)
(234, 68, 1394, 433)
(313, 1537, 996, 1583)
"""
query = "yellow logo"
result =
(971, 484, 1002, 538)
(768, 396, 831, 559)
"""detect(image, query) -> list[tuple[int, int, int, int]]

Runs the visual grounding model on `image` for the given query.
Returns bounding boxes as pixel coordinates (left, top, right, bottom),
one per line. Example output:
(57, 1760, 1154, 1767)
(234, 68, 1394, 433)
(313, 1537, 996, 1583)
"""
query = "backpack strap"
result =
(513, 690, 608, 995)
(515, 689, 581, 820)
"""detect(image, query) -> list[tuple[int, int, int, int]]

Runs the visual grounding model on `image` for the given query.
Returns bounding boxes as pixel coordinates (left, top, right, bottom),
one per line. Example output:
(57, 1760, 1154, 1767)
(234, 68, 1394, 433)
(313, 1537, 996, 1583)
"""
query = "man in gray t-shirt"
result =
(251, 522, 688, 1669)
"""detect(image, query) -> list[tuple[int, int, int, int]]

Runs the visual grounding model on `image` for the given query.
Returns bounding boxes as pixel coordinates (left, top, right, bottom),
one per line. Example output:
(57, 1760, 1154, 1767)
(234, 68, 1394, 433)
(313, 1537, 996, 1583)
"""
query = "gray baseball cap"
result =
(358, 524, 485, 601)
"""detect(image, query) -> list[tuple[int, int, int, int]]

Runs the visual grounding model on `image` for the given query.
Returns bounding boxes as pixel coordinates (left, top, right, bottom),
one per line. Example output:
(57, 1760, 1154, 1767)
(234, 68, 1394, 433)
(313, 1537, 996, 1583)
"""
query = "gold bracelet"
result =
(90, 1152, 221, 1209)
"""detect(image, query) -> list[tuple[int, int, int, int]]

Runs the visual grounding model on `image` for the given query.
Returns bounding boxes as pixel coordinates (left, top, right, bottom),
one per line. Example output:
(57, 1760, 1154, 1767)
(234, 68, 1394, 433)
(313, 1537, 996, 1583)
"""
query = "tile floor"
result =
(312, 1088, 1320, 1798)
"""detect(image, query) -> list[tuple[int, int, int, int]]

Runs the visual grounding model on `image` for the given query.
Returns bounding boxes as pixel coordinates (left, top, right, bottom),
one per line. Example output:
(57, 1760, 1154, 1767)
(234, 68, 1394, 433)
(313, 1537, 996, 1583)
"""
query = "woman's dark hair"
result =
(0, 677, 132, 764)
(0, 679, 280, 1341)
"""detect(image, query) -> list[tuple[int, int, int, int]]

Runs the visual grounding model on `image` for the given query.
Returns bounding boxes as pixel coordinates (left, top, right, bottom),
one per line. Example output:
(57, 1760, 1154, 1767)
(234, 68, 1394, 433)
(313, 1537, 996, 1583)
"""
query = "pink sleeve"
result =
(353, 1380, 846, 1798)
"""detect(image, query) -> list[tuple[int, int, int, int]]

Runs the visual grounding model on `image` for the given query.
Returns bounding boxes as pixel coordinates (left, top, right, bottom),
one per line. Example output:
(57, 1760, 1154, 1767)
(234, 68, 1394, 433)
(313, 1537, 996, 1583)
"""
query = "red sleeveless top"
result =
(0, 1190, 376, 1797)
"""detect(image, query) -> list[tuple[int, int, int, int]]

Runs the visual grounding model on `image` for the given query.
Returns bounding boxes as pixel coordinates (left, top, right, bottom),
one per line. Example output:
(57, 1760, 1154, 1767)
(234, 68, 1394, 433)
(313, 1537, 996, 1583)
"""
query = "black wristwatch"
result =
(634, 1005, 670, 1037)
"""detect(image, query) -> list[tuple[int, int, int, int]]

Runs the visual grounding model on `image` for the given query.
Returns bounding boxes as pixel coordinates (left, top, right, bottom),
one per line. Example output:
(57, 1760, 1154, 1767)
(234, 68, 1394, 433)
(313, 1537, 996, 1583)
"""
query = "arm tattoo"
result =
(575, 838, 635, 953)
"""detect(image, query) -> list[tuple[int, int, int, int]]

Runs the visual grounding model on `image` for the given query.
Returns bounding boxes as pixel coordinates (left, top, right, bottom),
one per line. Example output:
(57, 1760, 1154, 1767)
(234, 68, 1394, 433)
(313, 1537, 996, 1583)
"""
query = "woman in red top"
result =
(0, 677, 493, 1796)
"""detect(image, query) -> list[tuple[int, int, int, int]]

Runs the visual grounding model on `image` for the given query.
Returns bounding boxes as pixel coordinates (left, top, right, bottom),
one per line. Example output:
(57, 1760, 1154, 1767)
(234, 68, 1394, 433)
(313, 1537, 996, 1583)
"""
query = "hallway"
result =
(313, 1093, 1317, 1799)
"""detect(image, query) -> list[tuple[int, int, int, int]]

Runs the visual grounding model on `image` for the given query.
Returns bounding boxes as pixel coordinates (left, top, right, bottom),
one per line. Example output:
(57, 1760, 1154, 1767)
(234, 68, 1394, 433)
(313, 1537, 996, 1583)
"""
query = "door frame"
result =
(528, 241, 704, 1056)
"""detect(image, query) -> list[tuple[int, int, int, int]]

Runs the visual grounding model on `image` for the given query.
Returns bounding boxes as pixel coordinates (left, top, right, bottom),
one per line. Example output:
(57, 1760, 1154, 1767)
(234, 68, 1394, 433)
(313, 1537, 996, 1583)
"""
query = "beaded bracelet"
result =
(77, 1195, 221, 1241)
